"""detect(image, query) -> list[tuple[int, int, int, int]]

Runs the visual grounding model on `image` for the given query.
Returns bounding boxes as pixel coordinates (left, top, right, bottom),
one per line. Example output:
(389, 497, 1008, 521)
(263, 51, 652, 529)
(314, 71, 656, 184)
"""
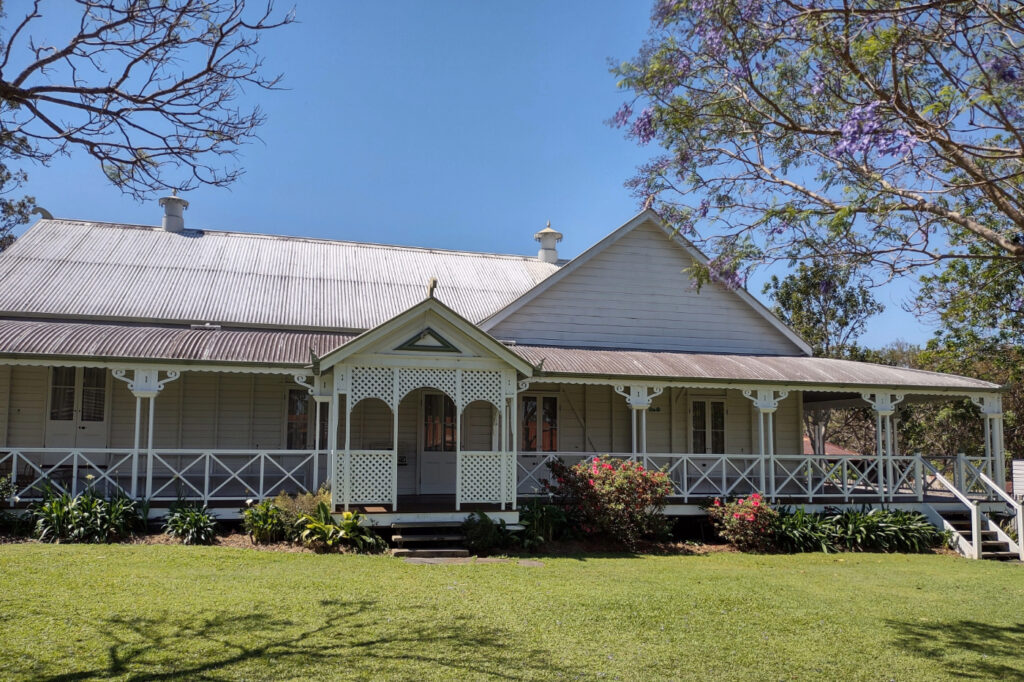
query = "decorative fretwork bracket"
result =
(860, 392, 905, 416)
(112, 368, 181, 399)
(742, 388, 789, 413)
(970, 394, 1003, 417)
(614, 385, 664, 411)
(294, 372, 335, 403)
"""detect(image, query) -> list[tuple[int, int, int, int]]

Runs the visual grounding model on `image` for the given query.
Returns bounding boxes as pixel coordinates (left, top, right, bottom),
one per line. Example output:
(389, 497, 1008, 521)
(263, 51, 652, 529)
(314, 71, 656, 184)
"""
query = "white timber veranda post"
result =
(743, 389, 788, 501)
(112, 369, 180, 502)
(614, 386, 663, 460)
(392, 368, 400, 512)
(455, 369, 463, 512)
(971, 394, 1005, 491)
(861, 392, 904, 502)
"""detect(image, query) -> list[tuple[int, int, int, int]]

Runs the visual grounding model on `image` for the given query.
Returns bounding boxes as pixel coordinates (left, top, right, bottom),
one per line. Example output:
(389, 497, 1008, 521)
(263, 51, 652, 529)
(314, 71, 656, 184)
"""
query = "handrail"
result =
(965, 460, 1024, 561)
(920, 457, 981, 559)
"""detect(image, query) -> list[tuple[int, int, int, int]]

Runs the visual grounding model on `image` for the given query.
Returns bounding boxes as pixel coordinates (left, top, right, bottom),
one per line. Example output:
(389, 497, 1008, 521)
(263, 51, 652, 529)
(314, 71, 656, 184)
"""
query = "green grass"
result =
(0, 545, 1021, 680)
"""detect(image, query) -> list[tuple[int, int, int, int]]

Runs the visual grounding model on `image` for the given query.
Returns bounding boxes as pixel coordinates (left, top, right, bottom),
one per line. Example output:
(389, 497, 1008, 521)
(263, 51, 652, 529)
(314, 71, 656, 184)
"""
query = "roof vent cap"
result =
(159, 191, 189, 232)
(534, 221, 563, 264)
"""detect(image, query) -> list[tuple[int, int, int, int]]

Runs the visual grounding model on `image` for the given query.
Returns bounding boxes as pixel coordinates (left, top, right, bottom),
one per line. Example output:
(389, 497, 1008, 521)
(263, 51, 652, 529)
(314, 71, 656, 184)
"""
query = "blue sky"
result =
(16, 1, 932, 347)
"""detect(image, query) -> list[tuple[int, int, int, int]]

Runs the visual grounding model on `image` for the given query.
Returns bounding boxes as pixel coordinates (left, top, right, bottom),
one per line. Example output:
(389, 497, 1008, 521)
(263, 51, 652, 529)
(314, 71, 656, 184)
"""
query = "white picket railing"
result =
(0, 448, 324, 503)
(516, 451, 999, 503)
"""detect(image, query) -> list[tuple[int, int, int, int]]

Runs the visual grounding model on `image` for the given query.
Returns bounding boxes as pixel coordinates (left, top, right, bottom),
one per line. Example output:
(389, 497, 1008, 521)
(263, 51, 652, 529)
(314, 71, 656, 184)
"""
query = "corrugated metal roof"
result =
(0, 319, 999, 391)
(0, 220, 559, 330)
(514, 345, 999, 391)
(0, 319, 352, 366)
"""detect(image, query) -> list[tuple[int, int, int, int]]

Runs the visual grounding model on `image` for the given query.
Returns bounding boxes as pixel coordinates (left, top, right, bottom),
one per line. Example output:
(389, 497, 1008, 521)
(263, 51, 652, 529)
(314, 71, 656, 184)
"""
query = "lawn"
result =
(0, 545, 1021, 681)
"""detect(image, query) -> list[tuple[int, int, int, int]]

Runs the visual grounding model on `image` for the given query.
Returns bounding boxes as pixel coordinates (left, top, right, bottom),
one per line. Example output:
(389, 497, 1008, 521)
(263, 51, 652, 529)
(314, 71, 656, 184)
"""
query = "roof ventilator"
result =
(159, 191, 189, 232)
(190, 323, 221, 331)
(535, 221, 563, 264)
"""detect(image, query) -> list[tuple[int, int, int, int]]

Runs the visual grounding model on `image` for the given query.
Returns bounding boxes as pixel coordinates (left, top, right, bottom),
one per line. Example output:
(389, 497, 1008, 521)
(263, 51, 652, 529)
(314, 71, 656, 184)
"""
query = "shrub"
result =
(462, 511, 515, 555)
(0, 510, 32, 537)
(827, 507, 941, 553)
(242, 499, 287, 544)
(164, 503, 217, 545)
(0, 474, 14, 504)
(31, 488, 144, 543)
(710, 499, 946, 554)
(543, 456, 673, 549)
(295, 501, 386, 553)
(518, 501, 569, 550)
(705, 493, 777, 552)
(272, 486, 331, 541)
(772, 506, 836, 553)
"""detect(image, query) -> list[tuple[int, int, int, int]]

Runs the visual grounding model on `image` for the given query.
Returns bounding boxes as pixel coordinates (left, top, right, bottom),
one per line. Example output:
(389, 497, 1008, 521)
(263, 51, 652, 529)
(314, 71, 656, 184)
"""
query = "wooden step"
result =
(982, 551, 1020, 561)
(391, 534, 465, 544)
(391, 548, 469, 558)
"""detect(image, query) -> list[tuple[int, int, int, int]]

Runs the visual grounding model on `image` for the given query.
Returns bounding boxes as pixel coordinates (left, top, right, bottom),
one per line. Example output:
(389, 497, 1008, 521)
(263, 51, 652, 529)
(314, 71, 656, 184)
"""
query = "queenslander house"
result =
(0, 197, 1019, 559)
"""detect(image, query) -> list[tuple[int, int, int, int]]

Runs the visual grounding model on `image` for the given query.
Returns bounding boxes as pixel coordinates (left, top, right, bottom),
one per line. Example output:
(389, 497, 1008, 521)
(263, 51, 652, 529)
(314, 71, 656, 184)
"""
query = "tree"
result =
(613, 1, 1024, 286)
(0, 0, 293, 246)
(764, 260, 883, 453)
(908, 241, 1022, 464)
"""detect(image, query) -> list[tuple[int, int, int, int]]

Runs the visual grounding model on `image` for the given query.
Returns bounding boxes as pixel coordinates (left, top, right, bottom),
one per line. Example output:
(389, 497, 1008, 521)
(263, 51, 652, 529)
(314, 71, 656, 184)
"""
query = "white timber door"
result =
(45, 367, 109, 448)
(419, 392, 457, 494)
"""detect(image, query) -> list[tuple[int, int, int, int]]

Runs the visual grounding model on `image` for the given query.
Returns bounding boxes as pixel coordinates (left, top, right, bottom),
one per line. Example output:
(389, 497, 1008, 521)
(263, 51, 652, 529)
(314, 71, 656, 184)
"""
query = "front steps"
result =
(387, 521, 469, 559)
(938, 509, 1021, 561)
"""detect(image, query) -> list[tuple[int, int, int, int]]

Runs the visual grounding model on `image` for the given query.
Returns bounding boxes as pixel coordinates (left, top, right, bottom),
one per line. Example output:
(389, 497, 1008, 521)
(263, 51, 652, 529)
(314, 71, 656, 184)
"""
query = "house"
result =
(0, 197, 1019, 558)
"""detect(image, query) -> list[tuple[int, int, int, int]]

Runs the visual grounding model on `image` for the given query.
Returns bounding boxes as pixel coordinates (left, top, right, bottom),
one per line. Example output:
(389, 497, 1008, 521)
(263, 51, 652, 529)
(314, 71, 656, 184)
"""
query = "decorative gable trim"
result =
(317, 297, 535, 376)
(478, 209, 813, 357)
(395, 327, 460, 353)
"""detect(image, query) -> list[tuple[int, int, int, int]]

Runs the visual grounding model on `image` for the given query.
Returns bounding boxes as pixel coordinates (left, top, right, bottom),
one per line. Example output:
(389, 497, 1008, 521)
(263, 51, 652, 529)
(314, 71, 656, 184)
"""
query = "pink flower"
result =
(733, 513, 742, 519)
(746, 514, 755, 522)
(588, 479, 595, 486)
(713, 498, 721, 507)
(751, 499, 760, 507)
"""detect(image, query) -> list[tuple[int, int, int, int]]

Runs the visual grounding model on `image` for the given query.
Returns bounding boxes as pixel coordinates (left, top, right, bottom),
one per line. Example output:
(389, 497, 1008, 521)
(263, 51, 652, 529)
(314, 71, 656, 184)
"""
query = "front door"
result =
(45, 367, 109, 448)
(419, 392, 456, 494)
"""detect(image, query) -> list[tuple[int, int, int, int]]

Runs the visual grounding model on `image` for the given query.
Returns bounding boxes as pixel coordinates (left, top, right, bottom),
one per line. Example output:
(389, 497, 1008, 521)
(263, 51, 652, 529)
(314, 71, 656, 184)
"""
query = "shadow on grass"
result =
(32, 598, 575, 681)
(886, 618, 1024, 679)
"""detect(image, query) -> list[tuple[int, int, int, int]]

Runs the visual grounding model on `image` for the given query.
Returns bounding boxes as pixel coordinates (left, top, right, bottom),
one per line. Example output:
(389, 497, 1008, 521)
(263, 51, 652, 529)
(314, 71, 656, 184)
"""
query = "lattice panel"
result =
(350, 367, 395, 409)
(460, 370, 504, 409)
(505, 452, 516, 504)
(345, 451, 395, 504)
(458, 452, 505, 504)
(398, 368, 456, 402)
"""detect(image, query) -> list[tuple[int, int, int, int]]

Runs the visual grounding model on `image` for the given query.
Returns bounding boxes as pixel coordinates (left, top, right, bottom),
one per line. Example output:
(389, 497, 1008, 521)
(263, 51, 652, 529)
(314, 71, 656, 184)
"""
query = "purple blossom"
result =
(810, 72, 826, 96)
(983, 56, 1020, 83)
(833, 101, 918, 158)
(706, 256, 745, 290)
(768, 220, 790, 236)
(630, 108, 656, 145)
(697, 198, 710, 218)
(611, 102, 633, 128)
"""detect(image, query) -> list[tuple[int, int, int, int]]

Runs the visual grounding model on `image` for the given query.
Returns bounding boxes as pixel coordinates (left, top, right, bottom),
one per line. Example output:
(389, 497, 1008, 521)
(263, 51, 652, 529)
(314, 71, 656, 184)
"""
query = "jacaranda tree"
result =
(613, 1, 1024, 286)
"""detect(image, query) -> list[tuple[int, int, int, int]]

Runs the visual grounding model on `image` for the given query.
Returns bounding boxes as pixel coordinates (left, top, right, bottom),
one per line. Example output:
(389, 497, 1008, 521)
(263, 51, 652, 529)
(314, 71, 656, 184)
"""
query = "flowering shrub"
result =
(704, 493, 777, 552)
(542, 456, 672, 549)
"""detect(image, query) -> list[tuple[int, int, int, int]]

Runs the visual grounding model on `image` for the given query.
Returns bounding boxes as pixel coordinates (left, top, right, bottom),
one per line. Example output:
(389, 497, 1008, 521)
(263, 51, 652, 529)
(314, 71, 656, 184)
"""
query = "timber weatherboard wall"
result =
(490, 221, 805, 354)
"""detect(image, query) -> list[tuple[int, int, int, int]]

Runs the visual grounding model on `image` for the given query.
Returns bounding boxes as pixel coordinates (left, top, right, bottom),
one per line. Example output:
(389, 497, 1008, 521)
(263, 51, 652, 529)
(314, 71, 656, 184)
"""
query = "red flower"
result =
(746, 514, 755, 522)
(733, 513, 742, 519)
(588, 479, 595, 486)
(713, 498, 721, 507)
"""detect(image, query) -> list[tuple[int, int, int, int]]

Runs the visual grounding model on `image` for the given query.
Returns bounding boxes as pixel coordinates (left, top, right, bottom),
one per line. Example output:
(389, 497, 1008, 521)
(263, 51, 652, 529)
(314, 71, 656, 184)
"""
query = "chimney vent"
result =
(158, 192, 189, 232)
(534, 221, 563, 264)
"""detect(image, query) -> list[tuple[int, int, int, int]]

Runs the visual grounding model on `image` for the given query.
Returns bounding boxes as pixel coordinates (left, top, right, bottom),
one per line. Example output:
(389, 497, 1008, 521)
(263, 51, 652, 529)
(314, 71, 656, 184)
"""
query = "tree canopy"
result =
(0, 0, 292, 243)
(614, 1, 1024, 286)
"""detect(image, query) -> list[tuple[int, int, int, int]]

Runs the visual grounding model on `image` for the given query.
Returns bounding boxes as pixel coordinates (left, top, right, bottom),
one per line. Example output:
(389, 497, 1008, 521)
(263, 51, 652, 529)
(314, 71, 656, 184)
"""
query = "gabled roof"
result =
(0, 219, 560, 331)
(318, 297, 535, 376)
(479, 210, 813, 356)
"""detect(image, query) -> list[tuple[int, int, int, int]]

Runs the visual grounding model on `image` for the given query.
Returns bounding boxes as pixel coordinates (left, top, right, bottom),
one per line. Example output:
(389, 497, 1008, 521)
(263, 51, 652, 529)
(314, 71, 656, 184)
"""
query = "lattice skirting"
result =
(336, 451, 396, 504)
(458, 452, 515, 505)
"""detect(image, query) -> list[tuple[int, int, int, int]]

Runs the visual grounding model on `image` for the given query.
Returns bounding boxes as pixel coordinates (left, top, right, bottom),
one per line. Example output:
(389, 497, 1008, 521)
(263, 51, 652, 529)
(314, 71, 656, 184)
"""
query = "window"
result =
(692, 399, 725, 454)
(49, 367, 106, 422)
(521, 395, 557, 452)
(286, 389, 328, 450)
(423, 393, 456, 452)
(49, 367, 76, 421)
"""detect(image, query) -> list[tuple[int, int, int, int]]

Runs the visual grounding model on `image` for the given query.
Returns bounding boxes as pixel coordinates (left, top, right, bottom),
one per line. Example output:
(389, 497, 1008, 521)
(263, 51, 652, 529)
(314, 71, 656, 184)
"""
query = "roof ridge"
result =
(39, 218, 553, 263)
